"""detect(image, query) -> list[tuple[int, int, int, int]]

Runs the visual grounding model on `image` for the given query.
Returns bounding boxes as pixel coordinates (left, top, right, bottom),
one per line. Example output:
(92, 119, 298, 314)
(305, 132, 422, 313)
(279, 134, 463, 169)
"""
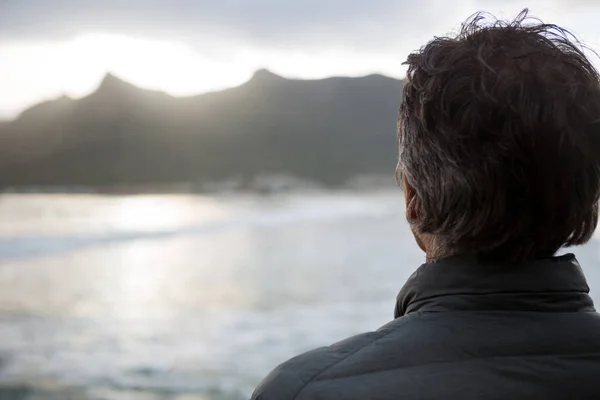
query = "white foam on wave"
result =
(0, 298, 392, 399)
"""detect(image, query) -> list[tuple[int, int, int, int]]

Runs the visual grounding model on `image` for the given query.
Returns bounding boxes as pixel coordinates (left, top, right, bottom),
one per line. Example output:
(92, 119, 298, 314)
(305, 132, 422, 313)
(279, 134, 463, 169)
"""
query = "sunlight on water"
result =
(0, 194, 233, 237)
(109, 195, 230, 233)
(0, 190, 598, 399)
(104, 242, 173, 320)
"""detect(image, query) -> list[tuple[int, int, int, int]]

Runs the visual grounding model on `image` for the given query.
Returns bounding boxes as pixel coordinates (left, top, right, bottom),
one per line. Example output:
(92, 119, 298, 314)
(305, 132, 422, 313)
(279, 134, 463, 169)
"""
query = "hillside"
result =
(0, 70, 404, 189)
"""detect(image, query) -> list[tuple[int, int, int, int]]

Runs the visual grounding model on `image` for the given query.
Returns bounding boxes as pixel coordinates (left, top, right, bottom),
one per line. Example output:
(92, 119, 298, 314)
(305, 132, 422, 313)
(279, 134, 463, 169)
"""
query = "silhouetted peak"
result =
(250, 69, 284, 82)
(96, 73, 139, 94)
(363, 73, 387, 79)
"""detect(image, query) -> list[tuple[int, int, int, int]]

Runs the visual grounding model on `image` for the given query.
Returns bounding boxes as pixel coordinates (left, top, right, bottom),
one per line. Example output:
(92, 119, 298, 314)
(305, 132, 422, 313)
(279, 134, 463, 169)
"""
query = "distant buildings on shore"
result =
(1, 173, 396, 195)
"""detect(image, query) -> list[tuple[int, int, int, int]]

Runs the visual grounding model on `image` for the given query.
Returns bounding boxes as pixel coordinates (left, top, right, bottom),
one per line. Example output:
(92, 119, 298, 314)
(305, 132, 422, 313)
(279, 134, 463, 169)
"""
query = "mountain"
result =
(0, 70, 404, 189)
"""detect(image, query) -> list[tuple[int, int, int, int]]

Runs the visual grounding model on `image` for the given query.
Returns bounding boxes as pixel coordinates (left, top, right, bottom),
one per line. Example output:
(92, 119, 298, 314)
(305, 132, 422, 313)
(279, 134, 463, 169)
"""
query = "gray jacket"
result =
(251, 254, 600, 400)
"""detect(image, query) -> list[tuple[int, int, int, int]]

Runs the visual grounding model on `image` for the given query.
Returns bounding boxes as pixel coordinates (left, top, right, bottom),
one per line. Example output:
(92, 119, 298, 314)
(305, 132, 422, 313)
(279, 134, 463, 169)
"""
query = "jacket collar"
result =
(395, 253, 595, 317)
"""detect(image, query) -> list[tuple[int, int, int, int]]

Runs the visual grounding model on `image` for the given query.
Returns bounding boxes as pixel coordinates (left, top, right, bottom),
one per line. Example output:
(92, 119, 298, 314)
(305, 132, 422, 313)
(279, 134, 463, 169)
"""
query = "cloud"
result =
(0, 0, 599, 118)
(0, 1, 519, 49)
(2, 1, 599, 57)
(0, 1, 420, 50)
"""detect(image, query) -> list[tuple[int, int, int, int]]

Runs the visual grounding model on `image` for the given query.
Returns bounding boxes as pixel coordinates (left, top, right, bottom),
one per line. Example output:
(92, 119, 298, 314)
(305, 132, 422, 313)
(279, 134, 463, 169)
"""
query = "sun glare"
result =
(68, 33, 250, 96)
(0, 34, 252, 118)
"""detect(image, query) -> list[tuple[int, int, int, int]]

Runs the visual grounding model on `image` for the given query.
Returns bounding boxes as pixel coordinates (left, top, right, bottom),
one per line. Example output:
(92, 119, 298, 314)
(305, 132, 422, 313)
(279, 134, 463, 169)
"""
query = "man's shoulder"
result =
(250, 320, 404, 400)
(250, 332, 383, 400)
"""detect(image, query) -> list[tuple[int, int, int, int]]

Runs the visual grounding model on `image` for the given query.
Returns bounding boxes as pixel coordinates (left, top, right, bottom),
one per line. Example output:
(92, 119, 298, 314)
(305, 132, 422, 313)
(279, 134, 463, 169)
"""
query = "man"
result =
(251, 9, 600, 400)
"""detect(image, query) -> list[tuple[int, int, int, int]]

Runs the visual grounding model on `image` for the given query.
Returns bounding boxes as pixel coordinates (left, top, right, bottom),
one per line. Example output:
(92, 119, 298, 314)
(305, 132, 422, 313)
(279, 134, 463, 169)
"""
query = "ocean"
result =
(0, 190, 598, 400)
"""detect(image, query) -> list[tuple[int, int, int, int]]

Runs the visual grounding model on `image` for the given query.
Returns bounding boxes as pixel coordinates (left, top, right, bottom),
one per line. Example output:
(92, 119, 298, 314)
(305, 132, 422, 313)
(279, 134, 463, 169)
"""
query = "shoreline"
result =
(0, 174, 399, 196)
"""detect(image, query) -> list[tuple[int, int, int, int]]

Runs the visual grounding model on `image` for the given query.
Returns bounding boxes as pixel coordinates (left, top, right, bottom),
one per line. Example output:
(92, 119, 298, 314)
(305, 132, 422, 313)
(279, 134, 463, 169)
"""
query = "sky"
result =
(0, 0, 599, 118)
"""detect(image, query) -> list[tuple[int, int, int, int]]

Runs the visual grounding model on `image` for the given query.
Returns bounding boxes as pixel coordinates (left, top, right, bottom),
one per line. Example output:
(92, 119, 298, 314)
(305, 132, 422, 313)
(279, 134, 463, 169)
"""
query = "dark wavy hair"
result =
(398, 9, 600, 262)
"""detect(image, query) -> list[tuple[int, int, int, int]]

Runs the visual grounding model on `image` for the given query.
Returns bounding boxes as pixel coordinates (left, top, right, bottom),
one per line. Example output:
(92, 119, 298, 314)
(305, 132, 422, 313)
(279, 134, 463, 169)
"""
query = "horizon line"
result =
(0, 68, 405, 123)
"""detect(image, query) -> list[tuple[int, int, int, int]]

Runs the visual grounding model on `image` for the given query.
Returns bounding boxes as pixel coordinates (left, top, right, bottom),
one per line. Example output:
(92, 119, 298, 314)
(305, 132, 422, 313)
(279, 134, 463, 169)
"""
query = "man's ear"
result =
(401, 170, 430, 255)
(401, 172, 420, 224)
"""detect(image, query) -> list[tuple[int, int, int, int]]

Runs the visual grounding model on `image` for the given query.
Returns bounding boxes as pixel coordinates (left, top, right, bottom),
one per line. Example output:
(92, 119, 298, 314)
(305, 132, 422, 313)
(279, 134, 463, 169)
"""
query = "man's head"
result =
(398, 9, 600, 262)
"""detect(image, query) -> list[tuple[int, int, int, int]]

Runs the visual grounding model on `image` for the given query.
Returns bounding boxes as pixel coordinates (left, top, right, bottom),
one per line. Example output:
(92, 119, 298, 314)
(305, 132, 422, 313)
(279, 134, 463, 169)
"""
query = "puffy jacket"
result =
(251, 253, 600, 400)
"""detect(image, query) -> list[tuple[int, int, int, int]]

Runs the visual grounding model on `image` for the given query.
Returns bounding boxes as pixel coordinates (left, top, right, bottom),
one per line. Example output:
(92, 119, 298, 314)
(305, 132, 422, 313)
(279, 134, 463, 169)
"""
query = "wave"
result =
(0, 198, 393, 261)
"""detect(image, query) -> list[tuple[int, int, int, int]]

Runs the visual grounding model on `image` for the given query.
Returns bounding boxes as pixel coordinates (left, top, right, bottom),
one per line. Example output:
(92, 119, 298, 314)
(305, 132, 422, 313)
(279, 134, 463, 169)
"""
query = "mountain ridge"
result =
(0, 69, 405, 189)
(7, 69, 402, 122)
